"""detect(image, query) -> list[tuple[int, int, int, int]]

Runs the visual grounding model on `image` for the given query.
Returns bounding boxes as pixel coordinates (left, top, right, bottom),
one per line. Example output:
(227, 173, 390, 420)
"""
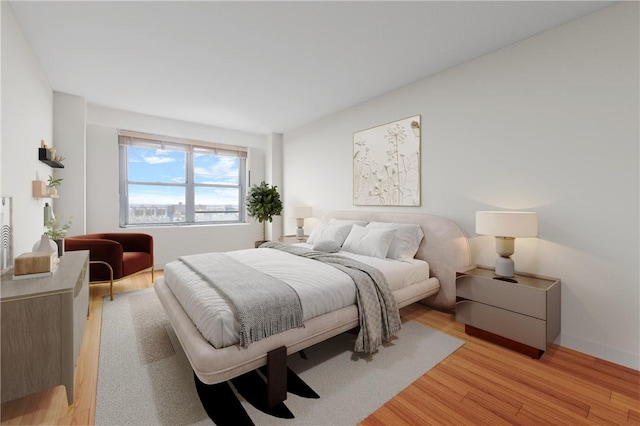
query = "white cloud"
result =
(144, 155, 175, 165)
(195, 156, 237, 179)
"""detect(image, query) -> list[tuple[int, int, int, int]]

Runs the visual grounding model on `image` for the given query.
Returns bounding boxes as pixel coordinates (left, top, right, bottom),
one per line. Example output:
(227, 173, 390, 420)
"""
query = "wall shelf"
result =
(38, 148, 64, 168)
(32, 180, 58, 199)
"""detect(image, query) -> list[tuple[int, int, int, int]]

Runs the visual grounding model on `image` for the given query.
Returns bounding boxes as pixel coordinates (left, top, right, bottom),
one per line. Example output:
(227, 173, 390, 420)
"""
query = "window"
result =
(118, 130, 247, 226)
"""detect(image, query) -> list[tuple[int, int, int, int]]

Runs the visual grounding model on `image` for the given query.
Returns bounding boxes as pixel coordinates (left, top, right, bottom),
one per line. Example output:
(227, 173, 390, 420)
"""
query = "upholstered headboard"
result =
(322, 211, 471, 310)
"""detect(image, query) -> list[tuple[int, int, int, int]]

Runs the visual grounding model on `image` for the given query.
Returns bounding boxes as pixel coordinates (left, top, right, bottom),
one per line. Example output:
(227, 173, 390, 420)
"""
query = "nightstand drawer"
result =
(456, 275, 547, 320)
(456, 301, 547, 350)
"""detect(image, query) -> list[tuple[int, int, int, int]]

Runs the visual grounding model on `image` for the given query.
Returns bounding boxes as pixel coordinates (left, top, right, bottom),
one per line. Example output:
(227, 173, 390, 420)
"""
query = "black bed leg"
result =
(267, 346, 287, 407)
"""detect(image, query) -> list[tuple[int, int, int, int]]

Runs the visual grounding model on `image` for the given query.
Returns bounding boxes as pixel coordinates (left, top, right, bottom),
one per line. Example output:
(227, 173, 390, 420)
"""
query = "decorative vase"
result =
(54, 239, 64, 257)
(33, 233, 57, 254)
(49, 187, 58, 196)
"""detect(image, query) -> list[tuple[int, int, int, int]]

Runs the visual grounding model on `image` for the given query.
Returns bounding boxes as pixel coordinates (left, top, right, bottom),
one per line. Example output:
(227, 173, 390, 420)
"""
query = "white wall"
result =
(282, 3, 639, 369)
(1, 3, 53, 257)
(53, 92, 87, 237)
(265, 133, 283, 241)
(85, 105, 270, 266)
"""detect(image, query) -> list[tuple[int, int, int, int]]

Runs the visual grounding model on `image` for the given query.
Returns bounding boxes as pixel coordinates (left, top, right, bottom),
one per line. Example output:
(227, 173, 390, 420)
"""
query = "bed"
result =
(154, 211, 470, 403)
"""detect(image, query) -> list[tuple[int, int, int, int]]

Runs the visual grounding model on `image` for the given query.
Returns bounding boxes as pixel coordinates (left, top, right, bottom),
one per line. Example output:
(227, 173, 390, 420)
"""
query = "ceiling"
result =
(9, 1, 613, 134)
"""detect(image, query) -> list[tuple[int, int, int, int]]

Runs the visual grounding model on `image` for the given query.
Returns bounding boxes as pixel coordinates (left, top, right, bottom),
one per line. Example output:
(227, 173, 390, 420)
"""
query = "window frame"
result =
(118, 130, 248, 227)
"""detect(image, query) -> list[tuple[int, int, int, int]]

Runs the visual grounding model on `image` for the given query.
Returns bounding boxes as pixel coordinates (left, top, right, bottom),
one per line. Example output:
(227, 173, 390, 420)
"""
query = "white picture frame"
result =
(353, 115, 421, 206)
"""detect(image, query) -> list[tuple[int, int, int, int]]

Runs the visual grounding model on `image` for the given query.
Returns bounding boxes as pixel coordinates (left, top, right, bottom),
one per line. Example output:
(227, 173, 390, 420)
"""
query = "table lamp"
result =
(292, 206, 313, 238)
(476, 211, 538, 278)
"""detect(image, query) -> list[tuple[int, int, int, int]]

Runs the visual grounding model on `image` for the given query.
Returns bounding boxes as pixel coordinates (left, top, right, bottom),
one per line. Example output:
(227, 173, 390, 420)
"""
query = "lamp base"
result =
(495, 256, 515, 278)
(296, 228, 304, 237)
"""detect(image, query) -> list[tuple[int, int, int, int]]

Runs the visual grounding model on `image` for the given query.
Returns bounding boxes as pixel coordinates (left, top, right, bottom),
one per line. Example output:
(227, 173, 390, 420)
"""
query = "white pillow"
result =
(329, 218, 369, 227)
(306, 222, 354, 246)
(342, 225, 396, 259)
(365, 222, 425, 260)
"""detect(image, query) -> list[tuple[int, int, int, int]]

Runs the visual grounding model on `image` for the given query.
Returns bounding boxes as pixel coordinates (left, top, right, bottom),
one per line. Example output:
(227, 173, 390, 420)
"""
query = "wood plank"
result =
(392, 387, 473, 425)
(446, 351, 592, 419)
(587, 403, 632, 425)
(422, 368, 469, 402)
(611, 390, 640, 411)
(594, 357, 640, 384)
(516, 400, 592, 426)
(460, 339, 614, 404)
(414, 374, 466, 403)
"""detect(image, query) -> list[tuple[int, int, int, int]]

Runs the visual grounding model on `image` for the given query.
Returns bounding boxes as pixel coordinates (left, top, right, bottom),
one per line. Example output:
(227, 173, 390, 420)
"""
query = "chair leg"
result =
(151, 267, 155, 283)
(108, 265, 114, 301)
(90, 261, 115, 301)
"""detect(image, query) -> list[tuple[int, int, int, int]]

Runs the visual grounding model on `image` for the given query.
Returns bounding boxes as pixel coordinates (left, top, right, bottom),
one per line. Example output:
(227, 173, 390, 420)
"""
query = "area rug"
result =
(96, 288, 463, 425)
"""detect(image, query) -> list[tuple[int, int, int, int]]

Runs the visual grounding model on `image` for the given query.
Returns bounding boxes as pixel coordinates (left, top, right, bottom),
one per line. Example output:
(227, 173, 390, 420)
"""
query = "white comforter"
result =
(163, 245, 430, 349)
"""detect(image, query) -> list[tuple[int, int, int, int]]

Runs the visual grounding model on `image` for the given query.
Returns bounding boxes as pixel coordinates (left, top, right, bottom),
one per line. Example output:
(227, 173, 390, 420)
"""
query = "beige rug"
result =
(96, 288, 463, 425)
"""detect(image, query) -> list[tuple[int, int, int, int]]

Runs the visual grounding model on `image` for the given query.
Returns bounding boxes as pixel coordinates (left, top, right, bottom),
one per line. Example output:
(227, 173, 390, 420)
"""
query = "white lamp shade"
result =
(291, 205, 313, 219)
(476, 211, 538, 237)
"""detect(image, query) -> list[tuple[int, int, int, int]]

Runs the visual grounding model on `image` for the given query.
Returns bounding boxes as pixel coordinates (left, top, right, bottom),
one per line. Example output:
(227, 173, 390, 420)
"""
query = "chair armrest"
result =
(103, 233, 153, 257)
(65, 238, 124, 278)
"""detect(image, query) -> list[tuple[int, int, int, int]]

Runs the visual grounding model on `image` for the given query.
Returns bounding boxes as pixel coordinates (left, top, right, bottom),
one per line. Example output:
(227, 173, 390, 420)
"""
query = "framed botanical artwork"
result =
(353, 115, 421, 206)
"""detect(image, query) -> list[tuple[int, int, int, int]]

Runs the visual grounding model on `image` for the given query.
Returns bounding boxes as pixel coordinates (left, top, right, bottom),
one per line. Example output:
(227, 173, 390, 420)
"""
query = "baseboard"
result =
(556, 333, 639, 371)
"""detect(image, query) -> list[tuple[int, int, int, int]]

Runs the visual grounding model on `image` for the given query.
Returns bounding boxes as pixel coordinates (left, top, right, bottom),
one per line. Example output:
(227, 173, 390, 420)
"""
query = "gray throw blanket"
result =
(261, 242, 402, 353)
(179, 253, 304, 348)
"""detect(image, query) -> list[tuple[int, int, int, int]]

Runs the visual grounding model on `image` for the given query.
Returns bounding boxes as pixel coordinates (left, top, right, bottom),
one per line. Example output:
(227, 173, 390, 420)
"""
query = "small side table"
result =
(278, 235, 308, 244)
(455, 265, 561, 358)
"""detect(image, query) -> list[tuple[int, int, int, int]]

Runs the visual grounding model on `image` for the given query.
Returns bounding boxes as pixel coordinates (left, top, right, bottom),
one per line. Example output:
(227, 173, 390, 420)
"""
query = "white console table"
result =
(1, 250, 89, 405)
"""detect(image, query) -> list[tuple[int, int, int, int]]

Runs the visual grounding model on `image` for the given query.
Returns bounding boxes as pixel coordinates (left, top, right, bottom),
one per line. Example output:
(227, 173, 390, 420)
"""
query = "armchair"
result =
(65, 233, 154, 300)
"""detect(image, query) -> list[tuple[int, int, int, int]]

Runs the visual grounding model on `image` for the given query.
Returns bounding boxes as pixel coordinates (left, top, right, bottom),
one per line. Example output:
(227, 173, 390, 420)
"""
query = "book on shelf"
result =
(12, 265, 58, 281)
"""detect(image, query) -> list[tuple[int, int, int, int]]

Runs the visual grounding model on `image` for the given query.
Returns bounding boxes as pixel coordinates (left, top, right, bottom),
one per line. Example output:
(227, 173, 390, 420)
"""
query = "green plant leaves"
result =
(246, 181, 283, 224)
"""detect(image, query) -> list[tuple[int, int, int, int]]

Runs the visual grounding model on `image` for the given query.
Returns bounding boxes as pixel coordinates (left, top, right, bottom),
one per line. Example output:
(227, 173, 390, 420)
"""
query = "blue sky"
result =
(127, 147, 240, 205)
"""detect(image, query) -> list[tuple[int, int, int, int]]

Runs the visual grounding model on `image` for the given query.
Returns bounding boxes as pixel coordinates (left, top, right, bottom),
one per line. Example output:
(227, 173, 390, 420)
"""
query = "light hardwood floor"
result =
(1, 271, 638, 425)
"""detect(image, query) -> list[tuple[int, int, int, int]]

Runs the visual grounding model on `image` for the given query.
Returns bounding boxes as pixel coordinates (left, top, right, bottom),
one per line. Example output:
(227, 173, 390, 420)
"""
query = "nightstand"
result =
(278, 235, 308, 244)
(455, 265, 560, 359)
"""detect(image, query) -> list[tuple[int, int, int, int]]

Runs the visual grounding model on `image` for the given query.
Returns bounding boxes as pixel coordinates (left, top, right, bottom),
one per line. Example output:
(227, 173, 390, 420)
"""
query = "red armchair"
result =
(65, 233, 154, 300)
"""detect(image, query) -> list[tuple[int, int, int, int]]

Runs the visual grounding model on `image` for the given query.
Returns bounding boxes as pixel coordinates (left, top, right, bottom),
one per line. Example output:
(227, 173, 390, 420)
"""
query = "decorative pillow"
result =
(306, 222, 354, 246)
(365, 222, 425, 260)
(313, 240, 341, 253)
(341, 225, 396, 259)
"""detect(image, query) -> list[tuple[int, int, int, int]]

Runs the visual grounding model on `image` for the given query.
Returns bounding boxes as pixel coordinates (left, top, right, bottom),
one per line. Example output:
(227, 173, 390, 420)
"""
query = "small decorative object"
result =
(45, 217, 72, 257)
(33, 233, 57, 254)
(475, 211, 538, 278)
(13, 251, 57, 277)
(353, 115, 421, 206)
(44, 203, 54, 225)
(1, 197, 13, 275)
(32, 180, 51, 198)
(291, 205, 313, 238)
(246, 181, 283, 246)
(47, 175, 63, 196)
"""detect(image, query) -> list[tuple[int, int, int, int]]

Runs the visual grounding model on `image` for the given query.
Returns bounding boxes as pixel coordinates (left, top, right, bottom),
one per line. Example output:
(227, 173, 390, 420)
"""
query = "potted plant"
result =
(47, 175, 63, 196)
(246, 181, 283, 247)
(45, 217, 72, 257)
